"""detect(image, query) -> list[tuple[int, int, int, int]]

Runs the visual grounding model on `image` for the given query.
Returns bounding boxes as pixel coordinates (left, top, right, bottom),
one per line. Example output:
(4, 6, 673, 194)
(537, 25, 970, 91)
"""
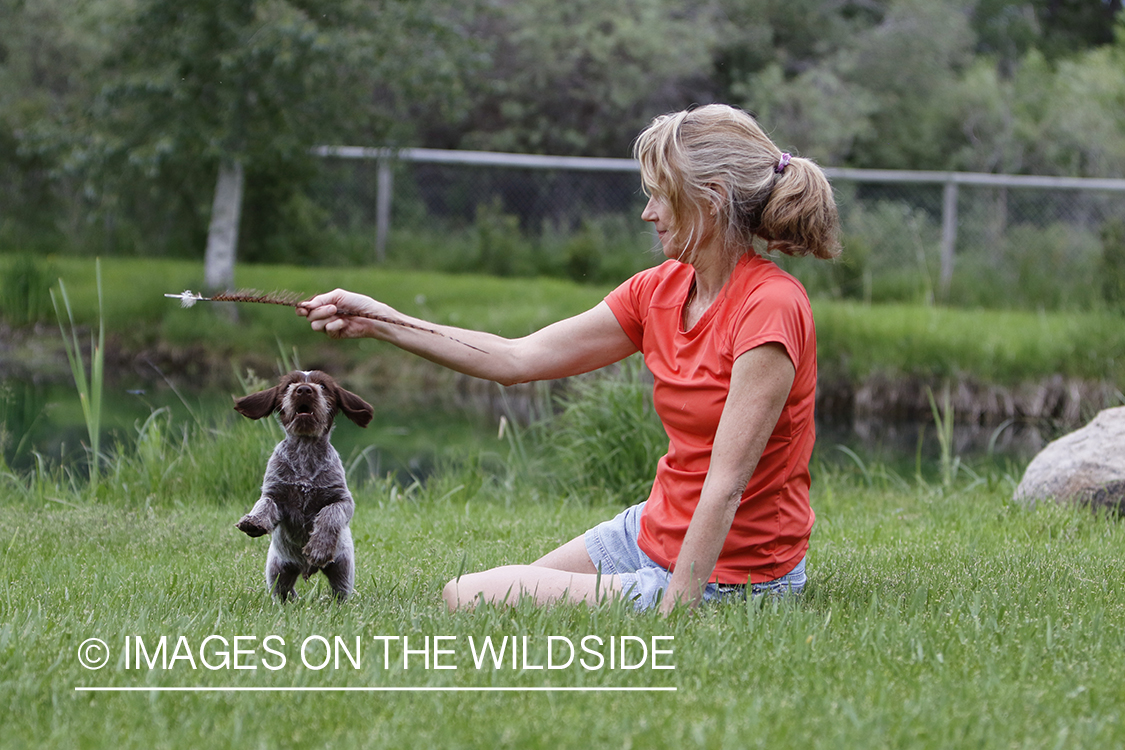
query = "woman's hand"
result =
(298, 289, 390, 339)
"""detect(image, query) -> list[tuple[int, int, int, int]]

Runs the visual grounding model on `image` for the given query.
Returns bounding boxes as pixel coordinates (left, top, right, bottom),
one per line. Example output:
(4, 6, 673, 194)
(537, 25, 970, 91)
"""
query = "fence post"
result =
(375, 157, 393, 263)
(939, 179, 958, 301)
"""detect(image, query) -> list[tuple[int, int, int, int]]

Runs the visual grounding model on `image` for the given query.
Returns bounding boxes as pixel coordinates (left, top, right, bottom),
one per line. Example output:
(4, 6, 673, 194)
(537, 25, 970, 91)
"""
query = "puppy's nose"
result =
(295, 384, 315, 397)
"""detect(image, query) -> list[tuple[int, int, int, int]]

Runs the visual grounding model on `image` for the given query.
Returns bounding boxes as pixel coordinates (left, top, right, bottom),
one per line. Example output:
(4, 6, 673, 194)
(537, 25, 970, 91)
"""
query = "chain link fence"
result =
(314, 147, 1125, 309)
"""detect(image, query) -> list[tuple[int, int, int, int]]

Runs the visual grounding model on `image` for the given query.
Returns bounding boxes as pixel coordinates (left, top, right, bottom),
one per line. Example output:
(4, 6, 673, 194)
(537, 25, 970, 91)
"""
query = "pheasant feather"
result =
(165, 289, 487, 353)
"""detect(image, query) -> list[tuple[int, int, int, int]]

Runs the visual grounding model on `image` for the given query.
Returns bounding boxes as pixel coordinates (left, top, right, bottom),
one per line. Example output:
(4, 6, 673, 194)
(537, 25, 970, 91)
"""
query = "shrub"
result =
(1101, 218, 1125, 311)
(0, 254, 56, 326)
(532, 358, 666, 504)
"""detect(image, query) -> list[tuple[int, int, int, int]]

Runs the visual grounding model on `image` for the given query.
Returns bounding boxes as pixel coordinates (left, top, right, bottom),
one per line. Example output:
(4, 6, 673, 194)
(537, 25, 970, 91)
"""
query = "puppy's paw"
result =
(236, 515, 270, 537)
(303, 536, 337, 568)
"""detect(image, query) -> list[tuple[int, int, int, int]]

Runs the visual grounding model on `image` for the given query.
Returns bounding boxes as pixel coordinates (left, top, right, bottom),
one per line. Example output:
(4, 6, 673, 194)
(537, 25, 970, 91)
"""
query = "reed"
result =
(925, 384, 957, 489)
(49, 258, 106, 490)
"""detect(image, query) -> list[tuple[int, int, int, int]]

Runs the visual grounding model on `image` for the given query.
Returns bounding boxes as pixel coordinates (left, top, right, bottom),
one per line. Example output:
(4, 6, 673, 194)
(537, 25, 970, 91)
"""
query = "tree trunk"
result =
(203, 159, 245, 292)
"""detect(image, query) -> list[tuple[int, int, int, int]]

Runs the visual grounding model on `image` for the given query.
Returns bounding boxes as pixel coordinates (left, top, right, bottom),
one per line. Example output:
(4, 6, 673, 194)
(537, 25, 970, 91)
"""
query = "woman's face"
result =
(641, 193, 716, 263)
(641, 195, 677, 259)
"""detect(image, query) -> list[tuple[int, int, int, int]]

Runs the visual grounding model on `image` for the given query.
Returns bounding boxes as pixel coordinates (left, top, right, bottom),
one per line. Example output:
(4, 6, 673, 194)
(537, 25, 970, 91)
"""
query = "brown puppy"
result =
(233, 370, 374, 601)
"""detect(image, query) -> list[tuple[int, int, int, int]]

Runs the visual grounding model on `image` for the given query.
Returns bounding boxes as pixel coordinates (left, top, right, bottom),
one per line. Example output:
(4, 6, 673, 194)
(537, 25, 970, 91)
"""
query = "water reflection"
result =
(817, 416, 1050, 476)
(0, 377, 500, 478)
(1, 375, 1047, 481)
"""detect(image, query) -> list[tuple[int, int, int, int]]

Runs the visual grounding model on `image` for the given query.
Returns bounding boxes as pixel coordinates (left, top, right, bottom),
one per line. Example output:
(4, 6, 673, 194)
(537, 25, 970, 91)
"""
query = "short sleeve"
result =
(730, 275, 812, 370)
(604, 265, 664, 351)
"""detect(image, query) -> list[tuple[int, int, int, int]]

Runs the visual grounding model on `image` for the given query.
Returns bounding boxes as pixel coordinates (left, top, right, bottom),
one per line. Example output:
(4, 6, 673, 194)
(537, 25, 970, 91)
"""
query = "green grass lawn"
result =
(4, 255, 1125, 748)
(3, 460, 1124, 749)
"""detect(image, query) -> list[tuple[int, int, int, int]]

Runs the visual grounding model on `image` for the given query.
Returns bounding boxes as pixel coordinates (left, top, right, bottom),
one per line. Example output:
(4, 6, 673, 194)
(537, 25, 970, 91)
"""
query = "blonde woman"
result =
(300, 104, 840, 613)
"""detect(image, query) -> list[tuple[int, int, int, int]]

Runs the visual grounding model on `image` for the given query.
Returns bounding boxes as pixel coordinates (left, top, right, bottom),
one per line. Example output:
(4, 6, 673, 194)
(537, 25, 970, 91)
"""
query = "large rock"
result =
(1013, 406, 1125, 512)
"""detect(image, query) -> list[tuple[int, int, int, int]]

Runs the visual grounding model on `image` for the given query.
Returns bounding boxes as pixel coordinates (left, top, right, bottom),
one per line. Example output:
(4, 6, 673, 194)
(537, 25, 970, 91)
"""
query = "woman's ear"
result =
(706, 183, 728, 217)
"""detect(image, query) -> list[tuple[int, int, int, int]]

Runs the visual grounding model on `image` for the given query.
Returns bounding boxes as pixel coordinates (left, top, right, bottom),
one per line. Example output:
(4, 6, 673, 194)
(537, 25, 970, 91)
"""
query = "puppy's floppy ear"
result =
(234, 386, 282, 420)
(335, 386, 374, 428)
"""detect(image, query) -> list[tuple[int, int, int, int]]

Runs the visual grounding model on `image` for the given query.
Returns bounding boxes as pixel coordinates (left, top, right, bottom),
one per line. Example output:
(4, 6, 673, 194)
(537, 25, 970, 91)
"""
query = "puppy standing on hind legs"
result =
(233, 370, 374, 602)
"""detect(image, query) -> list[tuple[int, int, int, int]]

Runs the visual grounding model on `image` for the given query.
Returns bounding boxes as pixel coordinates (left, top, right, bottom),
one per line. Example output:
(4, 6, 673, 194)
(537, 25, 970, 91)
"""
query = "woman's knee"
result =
(443, 569, 500, 611)
(442, 576, 469, 611)
(442, 566, 535, 610)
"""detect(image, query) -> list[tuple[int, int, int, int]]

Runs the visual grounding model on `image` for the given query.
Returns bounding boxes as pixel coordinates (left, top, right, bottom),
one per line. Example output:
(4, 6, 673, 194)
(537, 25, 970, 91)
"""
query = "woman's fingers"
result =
(298, 290, 383, 339)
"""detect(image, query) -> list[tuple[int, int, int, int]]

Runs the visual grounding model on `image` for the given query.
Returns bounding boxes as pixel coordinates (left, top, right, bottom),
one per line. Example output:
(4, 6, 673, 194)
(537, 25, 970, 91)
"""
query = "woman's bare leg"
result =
(443, 532, 625, 611)
(442, 565, 623, 611)
(531, 534, 599, 572)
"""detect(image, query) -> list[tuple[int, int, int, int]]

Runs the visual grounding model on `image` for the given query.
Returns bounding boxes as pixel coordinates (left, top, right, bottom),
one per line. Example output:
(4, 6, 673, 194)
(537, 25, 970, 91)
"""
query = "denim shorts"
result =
(584, 501, 807, 611)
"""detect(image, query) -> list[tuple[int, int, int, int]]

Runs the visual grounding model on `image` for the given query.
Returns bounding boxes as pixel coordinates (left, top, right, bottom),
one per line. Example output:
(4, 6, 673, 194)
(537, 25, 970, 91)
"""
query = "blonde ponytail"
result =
(634, 104, 841, 262)
(761, 155, 841, 260)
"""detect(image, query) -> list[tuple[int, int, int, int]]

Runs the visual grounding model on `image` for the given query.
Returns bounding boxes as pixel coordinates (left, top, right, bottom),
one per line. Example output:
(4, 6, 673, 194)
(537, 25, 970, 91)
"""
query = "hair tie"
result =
(775, 152, 792, 174)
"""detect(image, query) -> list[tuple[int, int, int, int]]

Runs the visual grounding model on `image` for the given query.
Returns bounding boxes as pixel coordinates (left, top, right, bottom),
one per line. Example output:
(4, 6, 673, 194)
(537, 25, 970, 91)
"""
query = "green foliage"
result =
(951, 222, 1103, 310)
(780, 198, 940, 306)
(459, 0, 716, 157)
(826, 233, 873, 302)
(530, 358, 667, 504)
(0, 0, 478, 258)
(0, 254, 56, 325)
(548, 215, 658, 285)
(1101, 219, 1125, 311)
(469, 198, 533, 277)
(87, 0, 382, 258)
(378, 210, 657, 285)
(50, 260, 106, 489)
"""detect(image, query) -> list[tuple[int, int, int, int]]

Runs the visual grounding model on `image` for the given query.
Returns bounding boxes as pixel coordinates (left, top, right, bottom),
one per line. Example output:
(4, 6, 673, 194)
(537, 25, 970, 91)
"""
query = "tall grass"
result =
(925, 384, 959, 489)
(529, 357, 667, 504)
(50, 259, 106, 489)
(811, 298, 1125, 384)
(0, 254, 56, 325)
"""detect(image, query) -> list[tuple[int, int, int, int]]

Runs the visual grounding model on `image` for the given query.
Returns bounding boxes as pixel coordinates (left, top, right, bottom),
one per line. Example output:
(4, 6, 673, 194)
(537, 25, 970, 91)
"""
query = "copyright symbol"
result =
(78, 638, 110, 670)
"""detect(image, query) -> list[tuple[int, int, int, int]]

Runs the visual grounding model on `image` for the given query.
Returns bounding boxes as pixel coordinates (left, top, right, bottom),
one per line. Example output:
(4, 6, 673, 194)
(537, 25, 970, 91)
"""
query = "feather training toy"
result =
(164, 289, 487, 353)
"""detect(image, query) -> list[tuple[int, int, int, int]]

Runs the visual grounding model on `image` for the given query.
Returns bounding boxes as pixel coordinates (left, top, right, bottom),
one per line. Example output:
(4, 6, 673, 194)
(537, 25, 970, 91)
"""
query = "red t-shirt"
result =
(604, 253, 817, 584)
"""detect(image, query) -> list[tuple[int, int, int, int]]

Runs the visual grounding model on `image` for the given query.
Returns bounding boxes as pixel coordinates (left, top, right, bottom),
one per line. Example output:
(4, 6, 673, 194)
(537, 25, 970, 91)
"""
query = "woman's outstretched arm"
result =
(299, 290, 638, 386)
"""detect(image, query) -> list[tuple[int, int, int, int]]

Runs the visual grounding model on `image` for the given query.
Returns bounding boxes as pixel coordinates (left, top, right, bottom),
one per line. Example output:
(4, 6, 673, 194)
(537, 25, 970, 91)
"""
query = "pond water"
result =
(0, 371, 1046, 484)
(0, 376, 501, 479)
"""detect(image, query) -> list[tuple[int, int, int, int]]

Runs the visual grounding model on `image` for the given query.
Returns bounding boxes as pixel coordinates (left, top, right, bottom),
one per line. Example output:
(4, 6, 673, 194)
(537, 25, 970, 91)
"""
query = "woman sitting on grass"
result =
(300, 104, 841, 613)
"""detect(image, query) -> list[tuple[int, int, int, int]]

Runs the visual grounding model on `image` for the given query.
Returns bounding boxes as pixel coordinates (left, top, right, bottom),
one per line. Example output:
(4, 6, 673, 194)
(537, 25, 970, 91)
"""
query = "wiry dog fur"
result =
(234, 370, 374, 601)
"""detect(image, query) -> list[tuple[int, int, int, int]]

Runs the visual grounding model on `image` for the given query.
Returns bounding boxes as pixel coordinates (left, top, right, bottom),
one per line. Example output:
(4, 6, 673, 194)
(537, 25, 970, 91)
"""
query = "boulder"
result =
(1013, 406, 1125, 513)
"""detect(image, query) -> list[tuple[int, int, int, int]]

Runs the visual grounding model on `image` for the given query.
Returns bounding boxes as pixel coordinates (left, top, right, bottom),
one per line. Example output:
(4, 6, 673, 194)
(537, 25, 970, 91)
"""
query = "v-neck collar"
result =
(678, 254, 754, 335)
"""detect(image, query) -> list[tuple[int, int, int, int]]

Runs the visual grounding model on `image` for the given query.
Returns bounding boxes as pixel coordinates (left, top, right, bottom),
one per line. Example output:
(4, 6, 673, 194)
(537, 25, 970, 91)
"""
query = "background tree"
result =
(715, 0, 883, 164)
(0, 0, 124, 252)
(444, 0, 717, 157)
(90, 0, 475, 283)
(2, 0, 1124, 268)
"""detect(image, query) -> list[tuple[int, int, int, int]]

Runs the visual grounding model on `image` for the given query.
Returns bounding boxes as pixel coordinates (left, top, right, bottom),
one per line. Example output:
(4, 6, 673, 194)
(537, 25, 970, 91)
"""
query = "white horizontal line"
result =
(312, 145, 1125, 191)
(75, 686, 676, 693)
